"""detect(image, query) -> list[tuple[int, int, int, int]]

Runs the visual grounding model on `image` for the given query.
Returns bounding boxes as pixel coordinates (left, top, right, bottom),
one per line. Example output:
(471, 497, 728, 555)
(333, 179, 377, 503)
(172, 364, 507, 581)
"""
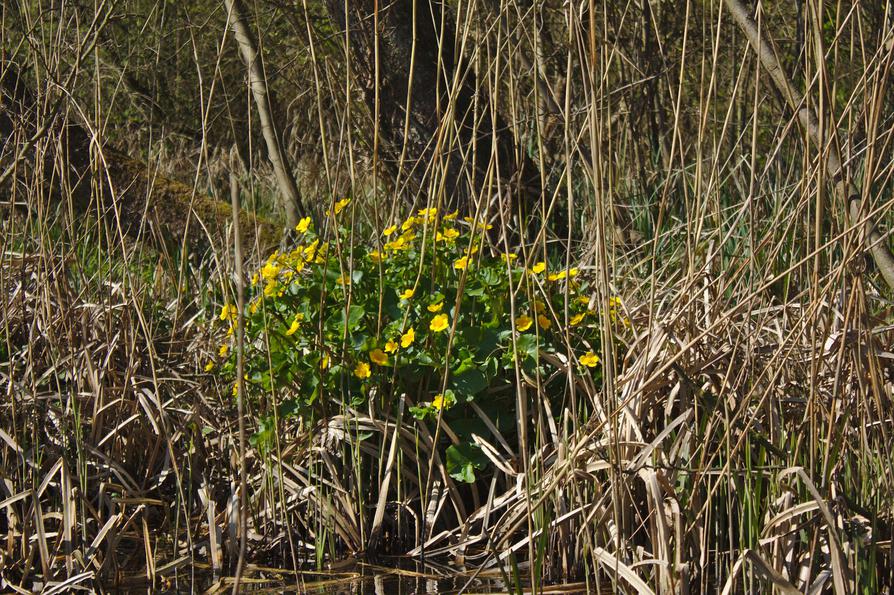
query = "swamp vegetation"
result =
(2, 0, 894, 592)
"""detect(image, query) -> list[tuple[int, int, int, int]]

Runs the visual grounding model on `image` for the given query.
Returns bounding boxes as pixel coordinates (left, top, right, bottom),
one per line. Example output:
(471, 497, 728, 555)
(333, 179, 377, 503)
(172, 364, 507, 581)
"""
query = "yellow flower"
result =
(430, 314, 449, 333)
(501, 252, 518, 262)
(463, 216, 492, 230)
(400, 327, 415, 348)
(264, 281, 278, 297)
(354, 361, 371, 379)
(547, 271, 565, 282)
(432, 393, 449, 411)
(383, 225, 397, 236)
(569, 268, 579, 277)
(285, 314, 303, 336)
(609, 296, 623, 309)
(303, 239, 320, 261)
(579, 351, 600, 367)
(534, 299, 546, 313)
(427, 301, 443, 313)
(219, 303, 234, 321)
(401, 217, 416, 231)
(369, 250, 382, 263)
(384, 340, 399, 353)
(204, 361, 215, 372)
(251, 273, 259, 286)
(570, 312, 586, 326)
(328, 197, 350, 215)
(530, 261, 546, 275)
(232, 383, 239, 397)
(369, 349, 389, 366)
(515, 315, 533, 332)
(295, 216, 311, 233)
(336, 274, 351, 286)
(399, 288, 414, 300)
(417, 207, 438, 219)
(444, 210, 458, 220)
(454, 256, 468, 270)
(261, 260, 281, 281)
(219, 344, 229, 358)
(320, 353, 330, 369)
(537, 314, 551, 329)
(385, 236, 409, 251)
(438, 227, 459, 242)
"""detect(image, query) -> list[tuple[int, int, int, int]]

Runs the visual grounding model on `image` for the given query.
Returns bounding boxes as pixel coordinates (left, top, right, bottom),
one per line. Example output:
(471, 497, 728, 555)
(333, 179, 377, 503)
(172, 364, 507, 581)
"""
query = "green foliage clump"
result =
(212, 201, 627, 482)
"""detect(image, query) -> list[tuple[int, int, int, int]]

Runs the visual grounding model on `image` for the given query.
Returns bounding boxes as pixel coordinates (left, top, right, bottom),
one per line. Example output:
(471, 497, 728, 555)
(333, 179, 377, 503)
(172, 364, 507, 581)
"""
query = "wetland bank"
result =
(2, 1, 894, 592)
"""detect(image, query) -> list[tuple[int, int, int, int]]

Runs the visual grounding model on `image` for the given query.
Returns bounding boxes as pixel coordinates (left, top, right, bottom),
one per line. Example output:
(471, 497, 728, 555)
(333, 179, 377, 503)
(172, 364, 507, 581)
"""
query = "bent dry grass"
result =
(2, 184, 893, 592)
(3, 1, 894, 593)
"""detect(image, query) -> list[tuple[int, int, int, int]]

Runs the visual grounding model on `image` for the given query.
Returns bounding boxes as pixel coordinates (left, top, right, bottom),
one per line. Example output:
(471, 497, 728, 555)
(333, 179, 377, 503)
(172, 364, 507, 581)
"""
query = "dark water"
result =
(297, 565, 590, 594)
(146, 561, 590, 593)
(303, 571, 509, 594)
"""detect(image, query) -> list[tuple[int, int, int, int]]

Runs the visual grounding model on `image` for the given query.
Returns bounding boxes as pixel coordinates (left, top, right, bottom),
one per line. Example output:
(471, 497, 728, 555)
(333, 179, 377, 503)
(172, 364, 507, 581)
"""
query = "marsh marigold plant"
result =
(213, 202, 626, 482)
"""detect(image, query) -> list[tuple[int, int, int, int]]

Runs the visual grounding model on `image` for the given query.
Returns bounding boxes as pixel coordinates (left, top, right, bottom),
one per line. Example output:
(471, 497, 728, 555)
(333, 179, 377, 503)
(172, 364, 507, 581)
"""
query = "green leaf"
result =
(328, 304, 366, 331)
(409, 405, 429, 420)
(382, 290, 401, 320)
(451, 368, 487, 399)
(250, 416, 276, 453)
(460, 326, 501, 359)
(446, 443, 488, 483)
(480, 266, 503, 286)
(278, 398, 301, 418)
(515, 334, 540, 360)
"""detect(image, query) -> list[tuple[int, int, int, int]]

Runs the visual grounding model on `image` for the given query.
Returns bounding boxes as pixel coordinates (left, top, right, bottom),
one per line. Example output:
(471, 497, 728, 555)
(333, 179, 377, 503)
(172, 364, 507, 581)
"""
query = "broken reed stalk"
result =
(229, 167, 249, 592)
(722, 0, 894, 290)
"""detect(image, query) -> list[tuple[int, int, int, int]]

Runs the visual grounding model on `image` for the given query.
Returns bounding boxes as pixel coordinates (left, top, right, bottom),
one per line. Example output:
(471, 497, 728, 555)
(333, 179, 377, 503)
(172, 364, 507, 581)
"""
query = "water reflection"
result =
(303, 565, 510, 594)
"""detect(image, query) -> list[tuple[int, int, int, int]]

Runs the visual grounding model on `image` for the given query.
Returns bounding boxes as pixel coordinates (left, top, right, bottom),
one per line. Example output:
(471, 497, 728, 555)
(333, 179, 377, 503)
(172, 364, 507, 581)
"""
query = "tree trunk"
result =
(722, 0, 894, 291)
(324, 0, 539, 220)
(224, 0, 305, 227)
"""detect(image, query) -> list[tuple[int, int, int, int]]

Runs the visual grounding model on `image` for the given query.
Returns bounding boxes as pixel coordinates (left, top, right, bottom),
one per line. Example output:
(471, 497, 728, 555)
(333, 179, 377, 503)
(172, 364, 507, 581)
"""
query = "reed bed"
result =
(2, 1, 894, 593)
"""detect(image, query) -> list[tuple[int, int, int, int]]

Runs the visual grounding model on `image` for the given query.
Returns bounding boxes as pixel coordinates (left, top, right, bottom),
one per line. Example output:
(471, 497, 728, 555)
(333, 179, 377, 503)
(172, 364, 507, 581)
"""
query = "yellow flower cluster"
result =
(547, 268, 579, 282)
(380, 209, 468, 254)
(384, 230, 414, 252)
